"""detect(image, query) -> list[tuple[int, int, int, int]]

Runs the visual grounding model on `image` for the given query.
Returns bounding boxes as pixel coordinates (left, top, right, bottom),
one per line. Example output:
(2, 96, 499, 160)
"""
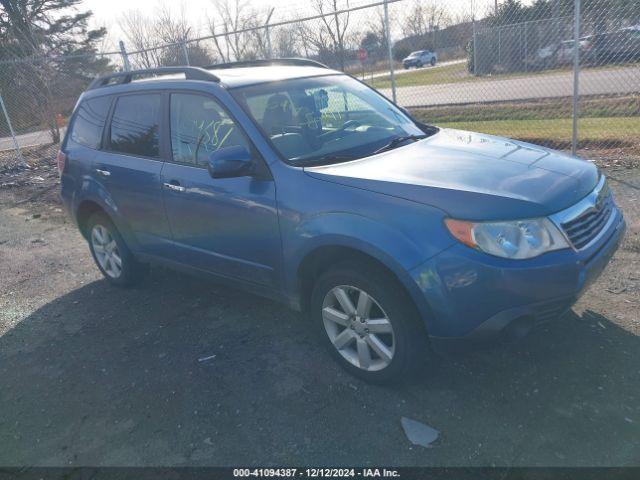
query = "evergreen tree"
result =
(0, 1, 110, 143)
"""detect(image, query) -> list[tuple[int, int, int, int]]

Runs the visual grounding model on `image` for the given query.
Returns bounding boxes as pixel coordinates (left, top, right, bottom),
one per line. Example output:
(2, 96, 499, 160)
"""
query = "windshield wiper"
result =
(299, 153, 363, 167)
(373, 134, 428, 155)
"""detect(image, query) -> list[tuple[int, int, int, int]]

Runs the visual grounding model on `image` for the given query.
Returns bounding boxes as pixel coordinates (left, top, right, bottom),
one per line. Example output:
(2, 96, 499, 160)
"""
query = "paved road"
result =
(365, 58, 466, 80)
(0, 128, 64, 152)
(380, 65, 640, 107)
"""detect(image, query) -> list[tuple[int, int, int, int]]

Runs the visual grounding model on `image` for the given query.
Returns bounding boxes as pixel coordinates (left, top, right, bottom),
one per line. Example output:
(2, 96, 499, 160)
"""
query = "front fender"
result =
(283, 212, 449, 326)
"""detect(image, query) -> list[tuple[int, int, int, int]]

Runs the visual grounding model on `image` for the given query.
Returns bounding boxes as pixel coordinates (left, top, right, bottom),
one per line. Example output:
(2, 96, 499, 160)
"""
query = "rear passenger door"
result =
(94, 92, 173, 256)
(160, 91, 280, 288)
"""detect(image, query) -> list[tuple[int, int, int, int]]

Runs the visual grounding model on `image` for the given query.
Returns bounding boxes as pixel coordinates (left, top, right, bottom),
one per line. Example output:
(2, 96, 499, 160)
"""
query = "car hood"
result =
(304, 128, 599, 221)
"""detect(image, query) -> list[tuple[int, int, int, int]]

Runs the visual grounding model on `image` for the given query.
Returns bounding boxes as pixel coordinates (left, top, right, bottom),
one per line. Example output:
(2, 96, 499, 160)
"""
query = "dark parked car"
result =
(59, 59, 625, 383)
(592, 26, 640, 63)
(526, 38, 594, 69)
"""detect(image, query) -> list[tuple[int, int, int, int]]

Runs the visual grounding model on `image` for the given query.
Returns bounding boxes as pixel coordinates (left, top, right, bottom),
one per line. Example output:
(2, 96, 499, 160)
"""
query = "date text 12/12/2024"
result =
(233, 468, 401, 478)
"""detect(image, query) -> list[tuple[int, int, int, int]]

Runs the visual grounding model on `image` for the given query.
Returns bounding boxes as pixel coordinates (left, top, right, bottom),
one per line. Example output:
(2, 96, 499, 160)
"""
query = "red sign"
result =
(358, 48, 368, 62)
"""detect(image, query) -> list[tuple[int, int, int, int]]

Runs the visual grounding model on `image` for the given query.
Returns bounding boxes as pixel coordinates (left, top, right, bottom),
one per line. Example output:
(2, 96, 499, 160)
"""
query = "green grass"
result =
(410, 94, 640, 124)
(369, 62, 469, 89)
(435, 116, 640, 151)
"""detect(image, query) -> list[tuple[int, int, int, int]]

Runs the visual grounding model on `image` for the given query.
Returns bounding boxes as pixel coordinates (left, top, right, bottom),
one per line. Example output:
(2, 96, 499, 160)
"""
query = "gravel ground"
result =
(0, 156, 639, 467)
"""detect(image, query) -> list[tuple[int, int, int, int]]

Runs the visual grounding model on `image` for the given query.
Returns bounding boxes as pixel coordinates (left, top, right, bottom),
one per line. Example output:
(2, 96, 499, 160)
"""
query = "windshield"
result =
(231, 74, 426, 165)
(408, 51, 422, 57)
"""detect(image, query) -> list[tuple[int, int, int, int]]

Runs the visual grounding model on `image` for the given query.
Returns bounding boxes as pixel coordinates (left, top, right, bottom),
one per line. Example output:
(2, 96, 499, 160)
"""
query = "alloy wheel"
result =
(91, 224, 123, 279)
(322, 285, 395, 371)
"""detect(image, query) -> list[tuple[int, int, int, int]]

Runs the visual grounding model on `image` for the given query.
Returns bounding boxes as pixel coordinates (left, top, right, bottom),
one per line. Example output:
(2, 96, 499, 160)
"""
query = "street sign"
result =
(358, 48, 368, 62)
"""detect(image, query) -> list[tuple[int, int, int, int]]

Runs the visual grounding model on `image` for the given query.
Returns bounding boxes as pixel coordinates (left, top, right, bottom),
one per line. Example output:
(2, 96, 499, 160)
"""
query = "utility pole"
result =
(181, 41, 190, 65)
(571, 0, 581, 155)
(0, 91, 26, 167)
(119, 40, 131, 71)
(265, 7, 275, 59)
(383, 0, 397, 103)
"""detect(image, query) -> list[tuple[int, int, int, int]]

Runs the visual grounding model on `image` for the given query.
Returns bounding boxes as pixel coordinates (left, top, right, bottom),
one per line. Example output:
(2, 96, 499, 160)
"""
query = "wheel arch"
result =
(294, 243, 434, 333)
(75, 198, 134, 248)
(75, 200, 109, 239)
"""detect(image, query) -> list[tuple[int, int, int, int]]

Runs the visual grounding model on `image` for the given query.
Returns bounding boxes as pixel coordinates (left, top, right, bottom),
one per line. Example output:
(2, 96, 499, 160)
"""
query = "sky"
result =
(81, 0, 497, 51)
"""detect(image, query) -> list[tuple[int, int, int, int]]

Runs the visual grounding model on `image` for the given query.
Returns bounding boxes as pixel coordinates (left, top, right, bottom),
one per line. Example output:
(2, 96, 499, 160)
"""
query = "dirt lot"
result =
(1, 156, 639, 467)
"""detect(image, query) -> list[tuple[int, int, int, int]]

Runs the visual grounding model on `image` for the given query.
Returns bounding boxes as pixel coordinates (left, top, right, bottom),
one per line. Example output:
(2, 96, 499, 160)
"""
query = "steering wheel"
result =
(318, 120, 361, 143)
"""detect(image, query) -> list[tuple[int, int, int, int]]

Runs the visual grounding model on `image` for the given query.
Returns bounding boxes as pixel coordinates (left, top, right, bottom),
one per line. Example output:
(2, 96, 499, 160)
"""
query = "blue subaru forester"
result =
(59, 60, 625, 383)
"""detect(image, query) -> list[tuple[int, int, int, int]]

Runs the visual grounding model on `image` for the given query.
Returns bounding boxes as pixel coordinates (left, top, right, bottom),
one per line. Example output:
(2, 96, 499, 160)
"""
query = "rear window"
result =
(69, 96, 111, 149)
(109, 93, 161, 158)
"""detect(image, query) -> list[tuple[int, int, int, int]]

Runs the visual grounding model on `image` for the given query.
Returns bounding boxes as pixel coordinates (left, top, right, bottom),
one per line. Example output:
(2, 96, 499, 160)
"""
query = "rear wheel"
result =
(87, 212, 141, 286)
(430, 57, 436, 66)
(311, 262, 429, 383)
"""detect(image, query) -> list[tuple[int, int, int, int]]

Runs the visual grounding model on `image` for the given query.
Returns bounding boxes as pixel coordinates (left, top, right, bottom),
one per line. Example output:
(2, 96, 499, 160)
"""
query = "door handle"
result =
(95, 168, 111, 177)
(164, 182, 186, 192)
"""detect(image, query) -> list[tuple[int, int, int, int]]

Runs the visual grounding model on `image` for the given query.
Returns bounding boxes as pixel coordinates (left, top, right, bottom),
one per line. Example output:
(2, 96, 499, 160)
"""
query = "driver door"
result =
(160, 92, 281, 289)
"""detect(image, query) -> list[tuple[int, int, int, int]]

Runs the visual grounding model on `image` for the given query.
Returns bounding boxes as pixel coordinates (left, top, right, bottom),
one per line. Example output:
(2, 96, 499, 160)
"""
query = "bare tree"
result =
(273, 25, 300, 58)
(315, 0, 351, 70)
(207, 0, 273, 63)
(119, 10, 164, 68)
(293, 0, 354, 69)
(155, 3, 192, 44)
(362, 7, 389, 57)
(401, 0, 450, 44)
(295, 17, 332, 61)
(120, 3, 215, 68)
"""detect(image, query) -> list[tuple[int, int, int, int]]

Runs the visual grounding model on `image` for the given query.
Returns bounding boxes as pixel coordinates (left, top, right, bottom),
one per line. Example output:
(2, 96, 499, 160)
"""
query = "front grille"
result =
(561, 191, 613, 249)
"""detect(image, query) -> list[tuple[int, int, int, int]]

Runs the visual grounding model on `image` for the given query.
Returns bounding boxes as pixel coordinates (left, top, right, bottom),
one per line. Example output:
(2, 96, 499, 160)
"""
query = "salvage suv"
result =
(59, 59, 625, 383)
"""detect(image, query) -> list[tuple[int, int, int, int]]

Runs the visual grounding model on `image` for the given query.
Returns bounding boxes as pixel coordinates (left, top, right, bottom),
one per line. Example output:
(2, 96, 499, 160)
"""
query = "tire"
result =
(87, 212, 141, 287)
(430, 57, 436, 66)
(310, 262, 430, 383)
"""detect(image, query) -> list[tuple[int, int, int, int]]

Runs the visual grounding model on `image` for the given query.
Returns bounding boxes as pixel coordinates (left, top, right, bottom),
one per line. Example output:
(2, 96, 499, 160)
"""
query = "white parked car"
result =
(402, 50, 437, 69)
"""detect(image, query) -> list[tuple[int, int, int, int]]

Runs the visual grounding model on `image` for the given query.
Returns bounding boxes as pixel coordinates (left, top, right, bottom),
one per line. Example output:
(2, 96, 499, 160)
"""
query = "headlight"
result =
(444, 217, 570, 259)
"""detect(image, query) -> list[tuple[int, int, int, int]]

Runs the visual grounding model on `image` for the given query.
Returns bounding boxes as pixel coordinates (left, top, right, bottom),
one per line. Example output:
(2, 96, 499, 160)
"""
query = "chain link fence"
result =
(1, 0, 639, 172)
(382, 0, 640, 163)
(0, 50, 121, 168)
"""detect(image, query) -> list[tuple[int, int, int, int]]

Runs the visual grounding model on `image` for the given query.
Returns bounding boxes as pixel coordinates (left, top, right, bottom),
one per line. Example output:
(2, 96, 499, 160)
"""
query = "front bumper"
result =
(411, 205, 626, 350)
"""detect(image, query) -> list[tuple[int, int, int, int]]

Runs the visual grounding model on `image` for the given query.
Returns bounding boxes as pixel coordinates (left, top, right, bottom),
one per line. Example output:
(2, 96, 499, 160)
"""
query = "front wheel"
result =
(311, 263, 429, 383)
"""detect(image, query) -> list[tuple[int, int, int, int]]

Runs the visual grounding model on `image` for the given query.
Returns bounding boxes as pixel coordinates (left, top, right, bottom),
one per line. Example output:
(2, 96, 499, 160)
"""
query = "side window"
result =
(170, 93, 249, 167)
(109, 93, 161, 158)
(69, 96, 111, 149)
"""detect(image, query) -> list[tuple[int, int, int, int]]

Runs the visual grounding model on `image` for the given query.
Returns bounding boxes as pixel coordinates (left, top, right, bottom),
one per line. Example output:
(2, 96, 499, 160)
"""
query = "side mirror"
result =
(207, 145, 254, 179)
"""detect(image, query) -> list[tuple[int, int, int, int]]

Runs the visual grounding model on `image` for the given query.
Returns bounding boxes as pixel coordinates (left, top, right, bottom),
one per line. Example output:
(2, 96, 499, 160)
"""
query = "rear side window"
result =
(69, 96, 111, 149)
(109, 93, 161, 158)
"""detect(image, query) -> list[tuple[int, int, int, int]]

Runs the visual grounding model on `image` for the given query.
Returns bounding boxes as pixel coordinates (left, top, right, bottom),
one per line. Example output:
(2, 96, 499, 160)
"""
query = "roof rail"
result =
(206, 58, 329, 70)
(87, 67, 220, 90)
